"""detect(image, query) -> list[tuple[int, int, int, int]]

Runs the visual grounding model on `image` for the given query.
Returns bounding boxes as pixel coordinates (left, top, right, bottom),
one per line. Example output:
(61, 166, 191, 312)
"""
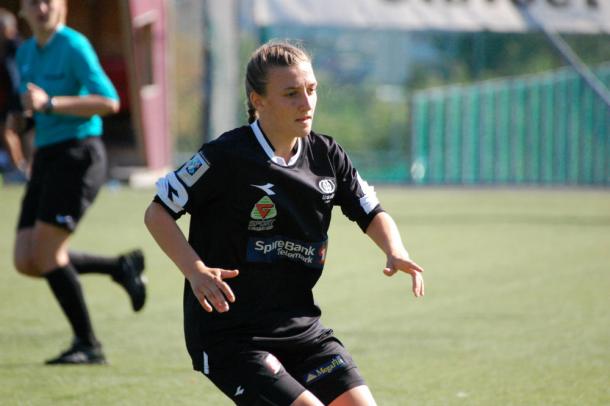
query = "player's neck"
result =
(35, 26, 58, 47)
(257, 121, 298, 161)
(272, 139, 298, 162)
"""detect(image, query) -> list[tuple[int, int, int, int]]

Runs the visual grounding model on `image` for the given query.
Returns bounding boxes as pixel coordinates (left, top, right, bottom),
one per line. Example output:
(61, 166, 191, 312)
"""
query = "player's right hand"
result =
(22, 82, 49, 116)
(188, 266, 239, 313)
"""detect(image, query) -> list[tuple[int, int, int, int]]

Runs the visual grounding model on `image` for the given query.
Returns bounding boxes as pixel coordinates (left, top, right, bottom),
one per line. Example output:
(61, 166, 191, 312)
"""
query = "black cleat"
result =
(115, 249, 147, 312)
(45, 339, 106, 365)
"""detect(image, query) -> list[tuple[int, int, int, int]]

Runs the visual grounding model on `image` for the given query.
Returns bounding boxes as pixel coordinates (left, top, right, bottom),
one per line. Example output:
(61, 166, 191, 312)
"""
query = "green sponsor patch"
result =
(251, 196, 277, 220)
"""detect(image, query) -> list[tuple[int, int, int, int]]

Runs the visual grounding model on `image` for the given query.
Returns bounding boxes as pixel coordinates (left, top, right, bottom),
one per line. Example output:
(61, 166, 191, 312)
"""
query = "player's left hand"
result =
(21, 82, 49, 115)
(383, 253, 425, 297)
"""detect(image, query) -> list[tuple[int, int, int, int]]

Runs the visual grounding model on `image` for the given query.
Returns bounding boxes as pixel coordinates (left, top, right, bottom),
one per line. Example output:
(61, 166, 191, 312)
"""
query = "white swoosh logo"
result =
(251, 183, 275, 196)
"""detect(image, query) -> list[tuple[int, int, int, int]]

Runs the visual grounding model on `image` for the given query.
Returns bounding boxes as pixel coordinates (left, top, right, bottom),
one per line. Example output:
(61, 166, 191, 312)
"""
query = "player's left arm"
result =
(365, 211, 425, 297)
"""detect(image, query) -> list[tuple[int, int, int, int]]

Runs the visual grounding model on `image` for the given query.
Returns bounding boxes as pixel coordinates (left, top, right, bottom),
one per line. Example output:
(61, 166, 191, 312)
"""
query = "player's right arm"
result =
(144, 201, 238, 313)
(145, 149, 238, 313)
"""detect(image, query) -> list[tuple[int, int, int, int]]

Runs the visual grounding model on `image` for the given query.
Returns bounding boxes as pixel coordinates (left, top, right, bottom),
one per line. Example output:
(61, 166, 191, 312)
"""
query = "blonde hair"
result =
(245, 40, 311, 124)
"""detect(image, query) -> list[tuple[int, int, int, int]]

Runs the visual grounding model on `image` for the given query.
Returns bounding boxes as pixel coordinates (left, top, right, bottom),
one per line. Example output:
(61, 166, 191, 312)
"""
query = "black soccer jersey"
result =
(154, 121, 383, 370)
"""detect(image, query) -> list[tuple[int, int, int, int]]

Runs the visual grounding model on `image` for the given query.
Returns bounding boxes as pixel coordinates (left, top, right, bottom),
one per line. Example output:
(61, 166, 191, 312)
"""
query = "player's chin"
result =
(294, 121, 313, 137)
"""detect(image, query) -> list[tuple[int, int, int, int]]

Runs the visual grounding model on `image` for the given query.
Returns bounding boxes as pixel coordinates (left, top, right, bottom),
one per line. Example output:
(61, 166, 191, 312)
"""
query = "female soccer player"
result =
(145, 41, 424, 405)
(3, 0, 146, 364)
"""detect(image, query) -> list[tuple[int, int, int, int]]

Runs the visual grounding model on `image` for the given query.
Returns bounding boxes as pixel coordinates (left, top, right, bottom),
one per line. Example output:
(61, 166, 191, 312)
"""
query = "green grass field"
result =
(1, 186, 609, 405)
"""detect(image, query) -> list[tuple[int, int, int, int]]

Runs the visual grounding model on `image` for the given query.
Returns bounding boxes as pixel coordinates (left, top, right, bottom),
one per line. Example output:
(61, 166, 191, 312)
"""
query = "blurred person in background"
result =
(145, 40, 424, 406)
(3, 0, 147, 365)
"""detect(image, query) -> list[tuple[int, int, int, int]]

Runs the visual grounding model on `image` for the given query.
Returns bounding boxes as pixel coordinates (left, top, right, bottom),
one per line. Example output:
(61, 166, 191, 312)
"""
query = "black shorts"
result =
(200, 329, 366, 405)
(17, 137, 107, 232)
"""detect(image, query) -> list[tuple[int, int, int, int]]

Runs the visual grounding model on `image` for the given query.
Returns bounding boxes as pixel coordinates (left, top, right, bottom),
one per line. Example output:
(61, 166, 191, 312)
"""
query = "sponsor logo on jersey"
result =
(234, 385, 245, 396)
(248, 196, 277, 231)
(246, 236, 327, 269)
(251, 183, 275, 196)
(319, 178, 336, 203)
(248, 219, 276, 232)
(177, 152, 210, 186)
(251, 196, 277, 220)
(304, 355, 347, 384)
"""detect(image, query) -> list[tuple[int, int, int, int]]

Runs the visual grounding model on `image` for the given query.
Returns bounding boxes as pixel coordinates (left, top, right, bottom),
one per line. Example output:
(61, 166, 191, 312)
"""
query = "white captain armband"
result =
(155, 172, 189, 213)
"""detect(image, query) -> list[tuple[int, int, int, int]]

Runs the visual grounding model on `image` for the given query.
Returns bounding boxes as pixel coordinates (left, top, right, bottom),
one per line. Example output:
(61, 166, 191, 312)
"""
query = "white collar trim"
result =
(250, 120, 301, 167)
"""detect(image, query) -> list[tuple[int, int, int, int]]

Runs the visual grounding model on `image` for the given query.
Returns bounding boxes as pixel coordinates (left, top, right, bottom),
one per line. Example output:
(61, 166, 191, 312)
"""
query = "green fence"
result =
(410, 64, 610, 185)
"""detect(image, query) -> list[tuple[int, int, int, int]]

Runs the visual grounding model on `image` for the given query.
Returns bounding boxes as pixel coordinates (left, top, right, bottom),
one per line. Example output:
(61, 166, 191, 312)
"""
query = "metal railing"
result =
(410, 64, 610, 185)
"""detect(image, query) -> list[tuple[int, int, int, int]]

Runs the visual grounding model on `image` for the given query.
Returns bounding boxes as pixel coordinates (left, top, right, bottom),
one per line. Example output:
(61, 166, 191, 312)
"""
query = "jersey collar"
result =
(250, 120, 302, 167)
(37, 24, 64, 49)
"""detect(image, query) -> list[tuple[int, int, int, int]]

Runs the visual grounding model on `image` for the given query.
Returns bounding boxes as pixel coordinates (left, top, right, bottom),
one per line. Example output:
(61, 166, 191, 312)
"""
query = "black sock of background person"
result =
(45, 265, 99, 347)
(69, 251, 121, 278)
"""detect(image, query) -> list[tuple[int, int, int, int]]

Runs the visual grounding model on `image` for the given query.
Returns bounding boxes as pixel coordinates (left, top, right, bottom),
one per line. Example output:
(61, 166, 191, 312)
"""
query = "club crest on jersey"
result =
(177, 152, 210, 186)
(248, 196, 277, 231)
(318, 178, 335, 203)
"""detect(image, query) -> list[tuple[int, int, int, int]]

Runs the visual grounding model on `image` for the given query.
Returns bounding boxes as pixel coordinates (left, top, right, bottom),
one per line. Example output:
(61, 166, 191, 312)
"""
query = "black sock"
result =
(69, 251, 122, 279)
(45, 265, 99, 347)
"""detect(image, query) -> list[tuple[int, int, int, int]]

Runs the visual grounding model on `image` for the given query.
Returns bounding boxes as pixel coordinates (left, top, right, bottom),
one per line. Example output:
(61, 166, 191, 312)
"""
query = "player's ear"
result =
(250, 91, 264, 111)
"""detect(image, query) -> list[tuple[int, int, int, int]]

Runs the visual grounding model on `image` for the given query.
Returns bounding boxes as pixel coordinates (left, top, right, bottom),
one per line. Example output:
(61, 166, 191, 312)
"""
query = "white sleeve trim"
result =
(155, 172, 189, 214)
(357, 172, 379, 214)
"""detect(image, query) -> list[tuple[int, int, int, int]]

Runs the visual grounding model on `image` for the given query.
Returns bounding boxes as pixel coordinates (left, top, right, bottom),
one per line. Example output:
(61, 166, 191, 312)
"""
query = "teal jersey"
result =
(16, 26, 119, 148)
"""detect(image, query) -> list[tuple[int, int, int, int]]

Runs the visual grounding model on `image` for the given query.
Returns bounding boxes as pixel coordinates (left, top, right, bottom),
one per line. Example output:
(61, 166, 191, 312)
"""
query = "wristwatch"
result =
(43, 96, 55, 114)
